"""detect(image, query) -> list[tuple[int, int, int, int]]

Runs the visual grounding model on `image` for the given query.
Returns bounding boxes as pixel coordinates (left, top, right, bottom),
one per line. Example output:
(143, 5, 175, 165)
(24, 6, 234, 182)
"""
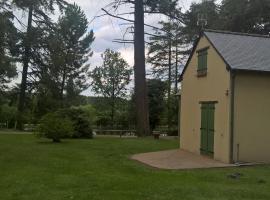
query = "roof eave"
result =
(232, 68, 270, 75)
(179, 32, 204, 82)
(203, 32, 232, 71)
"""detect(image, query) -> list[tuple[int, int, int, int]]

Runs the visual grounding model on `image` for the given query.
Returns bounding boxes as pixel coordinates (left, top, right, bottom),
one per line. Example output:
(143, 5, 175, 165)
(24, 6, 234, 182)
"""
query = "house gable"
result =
(180, 33, 230, 81)
(181, 35, 230, 83)
(180, 34, 232, 163)
(181, 30, 270, 80)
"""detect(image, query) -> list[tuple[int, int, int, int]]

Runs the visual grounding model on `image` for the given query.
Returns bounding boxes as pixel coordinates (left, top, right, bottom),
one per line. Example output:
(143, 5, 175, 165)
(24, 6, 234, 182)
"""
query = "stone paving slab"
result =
(131, 149, 236, 170)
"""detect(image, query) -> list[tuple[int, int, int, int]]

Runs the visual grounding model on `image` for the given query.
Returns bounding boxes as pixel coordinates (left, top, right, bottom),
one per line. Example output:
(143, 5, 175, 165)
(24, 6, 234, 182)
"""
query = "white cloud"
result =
(119, 46, 134, 66)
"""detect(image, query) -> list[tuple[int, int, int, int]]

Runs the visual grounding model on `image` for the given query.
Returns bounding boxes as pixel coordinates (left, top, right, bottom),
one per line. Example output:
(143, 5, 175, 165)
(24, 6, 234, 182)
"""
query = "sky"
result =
(63, 0, 203, 95)
(68, 0, 202, 67)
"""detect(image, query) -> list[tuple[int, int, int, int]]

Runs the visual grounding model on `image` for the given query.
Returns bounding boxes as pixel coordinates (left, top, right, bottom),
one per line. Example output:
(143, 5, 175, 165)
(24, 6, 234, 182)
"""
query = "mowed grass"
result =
(0, 133, 270, 200)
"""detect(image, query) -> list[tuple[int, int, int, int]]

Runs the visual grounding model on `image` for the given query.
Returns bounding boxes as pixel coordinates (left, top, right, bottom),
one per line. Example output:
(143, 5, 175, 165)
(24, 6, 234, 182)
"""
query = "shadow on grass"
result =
(36, 139, 71, 145)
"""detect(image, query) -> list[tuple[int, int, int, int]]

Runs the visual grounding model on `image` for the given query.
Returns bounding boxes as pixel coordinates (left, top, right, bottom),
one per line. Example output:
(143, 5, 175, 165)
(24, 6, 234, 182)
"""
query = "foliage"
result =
(0, 9, 18, 92)
(83, 96, 134, 130)
(56, 3, 95, 101)
(219, 0, 270, 34)
(0, 62, 17, 92)
(38, 106, 94, 141)
(0, 104, 17, 128)
(57, 107, 93, 139)
(77, 104, 97, 124)
(38, 112, 73, 142)
(183, 0, 220, 43)
(90, 49, 132, 125)
(147, 21, 184, 130)
(37, 3, 95, 107)
(12, 0, 69, 128)
(183, 0, 270, 43)
(168, 94, 179, 126)
(33, 88, 62, 120)
(21, 3, 95, 120)
(147, 79, 167, 131)
(91, 49, 132, 99)
(167, 128, 178, 136)
(10, 0, 67, 12)
(148, 21, 186, 78)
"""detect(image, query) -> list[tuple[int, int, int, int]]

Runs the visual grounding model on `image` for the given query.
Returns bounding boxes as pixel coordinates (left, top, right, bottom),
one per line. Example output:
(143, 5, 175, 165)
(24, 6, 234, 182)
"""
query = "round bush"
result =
(57, 107, 93, 139)
(38, 113, 74, 142)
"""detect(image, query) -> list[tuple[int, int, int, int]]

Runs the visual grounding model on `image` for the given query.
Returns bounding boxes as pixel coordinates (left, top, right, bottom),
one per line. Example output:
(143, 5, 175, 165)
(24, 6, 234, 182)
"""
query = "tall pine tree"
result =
(11, 0, 68, 128)
(0, 9, 18, 92)
(111, 0, 182, 136)
(42, 3, 94, 107)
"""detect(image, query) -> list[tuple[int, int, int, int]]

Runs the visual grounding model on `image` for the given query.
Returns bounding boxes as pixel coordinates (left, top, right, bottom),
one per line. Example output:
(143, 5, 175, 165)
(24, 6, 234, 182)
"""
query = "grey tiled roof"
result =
(204, 30, 270, 72)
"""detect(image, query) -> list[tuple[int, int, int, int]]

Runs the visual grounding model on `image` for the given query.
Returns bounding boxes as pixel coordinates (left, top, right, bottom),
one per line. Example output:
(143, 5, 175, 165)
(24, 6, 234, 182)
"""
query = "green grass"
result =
(0, 132, 270, 200)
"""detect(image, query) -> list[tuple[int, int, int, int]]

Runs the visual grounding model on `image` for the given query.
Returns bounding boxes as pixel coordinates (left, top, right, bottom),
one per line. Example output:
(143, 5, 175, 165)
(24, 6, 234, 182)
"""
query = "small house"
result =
(179, 30, 270, 164)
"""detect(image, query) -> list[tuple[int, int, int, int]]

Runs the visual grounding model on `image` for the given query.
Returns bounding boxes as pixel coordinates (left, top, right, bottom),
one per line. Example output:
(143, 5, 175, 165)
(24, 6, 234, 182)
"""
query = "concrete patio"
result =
(131, 149, 236, 170)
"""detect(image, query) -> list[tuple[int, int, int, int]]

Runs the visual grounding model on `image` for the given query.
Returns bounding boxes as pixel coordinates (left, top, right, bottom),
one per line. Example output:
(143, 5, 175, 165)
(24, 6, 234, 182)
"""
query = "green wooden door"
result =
(200, 103, 215, 156)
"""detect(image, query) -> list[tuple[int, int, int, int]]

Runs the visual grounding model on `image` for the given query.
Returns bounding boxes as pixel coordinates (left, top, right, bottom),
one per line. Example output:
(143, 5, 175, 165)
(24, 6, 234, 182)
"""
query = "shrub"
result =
(57, 107, 93, 139)
(0, 104, 17, 129)
(78, 105, 97, 124)
(38, 113, 73, 142)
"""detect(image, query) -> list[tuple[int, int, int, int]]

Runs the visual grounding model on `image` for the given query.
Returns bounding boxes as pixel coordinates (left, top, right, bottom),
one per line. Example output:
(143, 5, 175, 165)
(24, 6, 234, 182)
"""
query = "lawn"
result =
(0, 132, 269, 200)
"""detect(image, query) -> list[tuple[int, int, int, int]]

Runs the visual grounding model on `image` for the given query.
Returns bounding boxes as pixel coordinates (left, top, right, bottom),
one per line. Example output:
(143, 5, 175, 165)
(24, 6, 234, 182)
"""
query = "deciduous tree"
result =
(90, 49, 132, 126)
(219, 0, 270, 34)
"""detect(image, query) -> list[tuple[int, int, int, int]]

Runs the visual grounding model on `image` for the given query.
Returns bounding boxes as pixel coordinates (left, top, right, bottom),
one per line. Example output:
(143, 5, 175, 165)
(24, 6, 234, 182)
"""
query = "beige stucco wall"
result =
(180, 36, 231, 163)
(233, 73, 270, 163)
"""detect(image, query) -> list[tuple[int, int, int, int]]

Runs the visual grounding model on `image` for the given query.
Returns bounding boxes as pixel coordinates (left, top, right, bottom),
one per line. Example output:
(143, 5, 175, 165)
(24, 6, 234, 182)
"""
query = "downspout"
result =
(178, 92, 181, 138)
(229, 70, 236, 164)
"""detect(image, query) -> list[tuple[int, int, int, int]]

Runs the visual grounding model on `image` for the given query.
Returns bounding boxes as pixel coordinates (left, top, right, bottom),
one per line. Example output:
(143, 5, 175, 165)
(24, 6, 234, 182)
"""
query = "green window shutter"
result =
(202, 52, 207, 69)
(200, 103, 215, 156)
(200, 104, 208, 153)
(197, 50, 208, 72)
(207, 104, 215, 154)
(198, 54, 202, 71)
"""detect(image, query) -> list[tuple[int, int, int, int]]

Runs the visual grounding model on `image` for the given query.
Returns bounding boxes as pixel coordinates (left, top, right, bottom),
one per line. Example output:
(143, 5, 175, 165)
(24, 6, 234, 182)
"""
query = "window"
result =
(197, 47, 209, 76)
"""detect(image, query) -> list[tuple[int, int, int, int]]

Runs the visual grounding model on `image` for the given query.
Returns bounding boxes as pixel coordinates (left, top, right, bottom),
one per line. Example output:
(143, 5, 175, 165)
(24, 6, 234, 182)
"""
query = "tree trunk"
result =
(111, 80, 115, 128)
(111, 95, 115, 128)
(17, 5, 33, 130)
(53, 138, 61, 143)
(134, 0, 150, 136)
(175, 45, 178, 94)
(167, 38, 172, 131)
(60, 69, 66, 106)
